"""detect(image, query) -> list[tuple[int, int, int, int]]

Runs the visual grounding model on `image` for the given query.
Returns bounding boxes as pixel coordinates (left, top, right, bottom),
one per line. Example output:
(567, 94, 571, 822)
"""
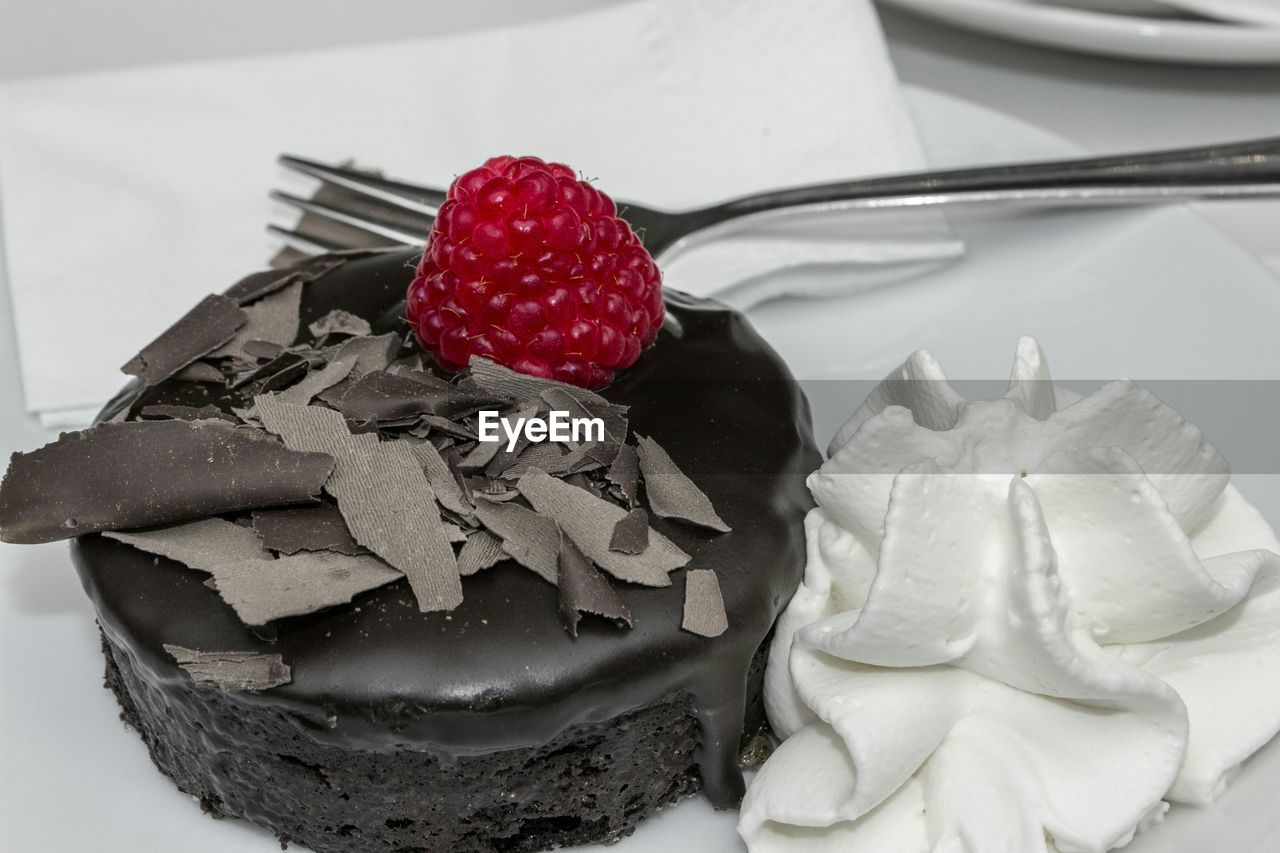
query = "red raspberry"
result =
(406, 155, 664, 389)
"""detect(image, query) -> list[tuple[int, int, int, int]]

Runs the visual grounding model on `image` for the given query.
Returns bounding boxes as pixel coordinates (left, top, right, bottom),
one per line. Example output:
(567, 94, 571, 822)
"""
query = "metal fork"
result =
(270, 136, 1280, 260)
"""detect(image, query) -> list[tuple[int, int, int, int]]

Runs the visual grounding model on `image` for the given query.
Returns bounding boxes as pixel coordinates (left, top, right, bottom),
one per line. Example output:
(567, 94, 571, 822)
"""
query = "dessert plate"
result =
(4, 87, 1280, 852)
(879, 0, 1280, 64)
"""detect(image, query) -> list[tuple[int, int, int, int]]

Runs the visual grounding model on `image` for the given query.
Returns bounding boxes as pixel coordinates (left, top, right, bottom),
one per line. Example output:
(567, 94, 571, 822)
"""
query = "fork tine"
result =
(278, 154, 446, 216)
(270, 190, 427, 245)
(266, 224, 350, 255)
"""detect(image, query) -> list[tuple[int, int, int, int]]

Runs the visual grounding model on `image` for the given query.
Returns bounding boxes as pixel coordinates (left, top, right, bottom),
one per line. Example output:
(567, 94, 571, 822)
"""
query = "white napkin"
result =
(0, 0, 958, 426)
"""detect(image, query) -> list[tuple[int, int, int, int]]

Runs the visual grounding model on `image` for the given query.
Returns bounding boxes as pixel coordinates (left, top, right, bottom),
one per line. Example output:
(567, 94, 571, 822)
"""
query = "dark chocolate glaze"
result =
(74, 249, 820, 808)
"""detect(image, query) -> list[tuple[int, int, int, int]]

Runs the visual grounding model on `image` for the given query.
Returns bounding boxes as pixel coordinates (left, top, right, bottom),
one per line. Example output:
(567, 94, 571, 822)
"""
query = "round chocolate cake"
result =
(45, 248, 821, 852)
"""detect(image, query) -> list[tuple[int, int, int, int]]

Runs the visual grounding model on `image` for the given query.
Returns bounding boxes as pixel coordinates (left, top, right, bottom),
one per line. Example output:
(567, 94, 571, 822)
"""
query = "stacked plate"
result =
(879, 0, 1280, 64)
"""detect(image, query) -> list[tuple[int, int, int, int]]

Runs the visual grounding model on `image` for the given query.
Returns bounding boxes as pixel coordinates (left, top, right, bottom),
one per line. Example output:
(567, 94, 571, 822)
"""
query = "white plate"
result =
(879, 0, 1280, 64)
(5, 87, 1280, 852)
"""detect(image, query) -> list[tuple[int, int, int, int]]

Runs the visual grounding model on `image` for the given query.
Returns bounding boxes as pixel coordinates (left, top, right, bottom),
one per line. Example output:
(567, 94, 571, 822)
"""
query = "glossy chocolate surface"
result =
(74, 249, 819, 807)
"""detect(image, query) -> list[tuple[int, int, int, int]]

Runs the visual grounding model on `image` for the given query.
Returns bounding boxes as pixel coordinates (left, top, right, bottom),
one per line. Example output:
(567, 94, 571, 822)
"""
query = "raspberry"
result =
(406, 156, 664, 389)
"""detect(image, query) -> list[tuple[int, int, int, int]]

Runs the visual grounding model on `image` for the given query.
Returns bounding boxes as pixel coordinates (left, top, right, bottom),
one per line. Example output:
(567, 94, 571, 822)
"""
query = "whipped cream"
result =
(740, 338, 1280, 853)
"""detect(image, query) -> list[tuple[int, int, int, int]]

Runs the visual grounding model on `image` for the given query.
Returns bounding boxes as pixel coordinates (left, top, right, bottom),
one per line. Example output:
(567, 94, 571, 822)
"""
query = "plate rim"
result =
(878, 0, 1280, 65)
(4, 84, 1280, 853)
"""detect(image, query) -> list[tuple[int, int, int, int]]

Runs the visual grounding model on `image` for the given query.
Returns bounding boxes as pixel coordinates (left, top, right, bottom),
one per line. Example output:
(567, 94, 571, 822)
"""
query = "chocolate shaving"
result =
(482, 447, 523, 480)
(224, 268, 305, 304)
(387, 364, 447, 388)
(459, 431, 505, 471)
(394, 368, 498, 419)
(309, 309, 372, 339)
(636, 436, 730, 533)
(682, 569, 728, 638)
(232, 353, 310, 395)
(104, 517, 269, 565)
(565, 472, 604, 498)
(256, 357, 310, 393)
(557, 531, 631, 637)
(472, 498, 558, 584)
(9, 273, 743, 638)
(417, 413, 478, 441)
(405, 439, 472, 519)
(0, 420, 333, 544)
(231, 405, 261, 427)
(538, 385, 593, 423)
(499, 442, 572, 480)
(108, 519, 400, 624)
(458, 529, 506, 576)
(172, 361, 227, 384)
(582, 440, 622, 467)
(609, 508, 650, 554)
(314, 334, 401, 404)
(467, 478, 519, 502)
(249, 623, 280, 644)
(607, 444, 640, 506)
(332, 333, 401, 379)
(138, 404, 237, 423)
(163, 645, 291, 692)
(231, 352, 308, 390)
(213, 550, 401, 625)
(121, 294, 246, 386)
(255, 396, 462, 612)
(226, 249, 389, 327)
(539, 386, 629, 443)
(468, 357, 611, 408)
(559, 440, 617, 476)
(210, 281, 303, 359)
(242, 340, 285, 360)
(328, 371, 452, 425)
(479, 401, 544, 477)
(515, 469, 688, 587)
(275, 354, 356, 406)
(252, 504, 366, 556)
(440, 446, 470, 495)
(389, 353, 423, 372)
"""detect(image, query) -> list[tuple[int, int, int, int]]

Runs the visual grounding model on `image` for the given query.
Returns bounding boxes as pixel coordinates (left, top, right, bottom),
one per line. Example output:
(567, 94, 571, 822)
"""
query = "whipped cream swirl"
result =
(740, 338, 1280, 853)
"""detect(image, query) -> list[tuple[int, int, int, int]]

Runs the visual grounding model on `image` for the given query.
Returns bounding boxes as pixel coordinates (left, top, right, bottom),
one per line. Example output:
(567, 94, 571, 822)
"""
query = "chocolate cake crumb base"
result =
(99, 628, 769, 853)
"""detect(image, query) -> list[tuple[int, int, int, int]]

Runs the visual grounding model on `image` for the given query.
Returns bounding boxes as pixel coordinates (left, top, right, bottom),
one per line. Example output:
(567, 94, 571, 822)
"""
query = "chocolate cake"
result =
(1, 247, 819, 852)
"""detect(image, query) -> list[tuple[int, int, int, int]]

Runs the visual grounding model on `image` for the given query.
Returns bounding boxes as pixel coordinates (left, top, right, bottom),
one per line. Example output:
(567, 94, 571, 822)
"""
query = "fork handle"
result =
(700, 136, 1280, 219)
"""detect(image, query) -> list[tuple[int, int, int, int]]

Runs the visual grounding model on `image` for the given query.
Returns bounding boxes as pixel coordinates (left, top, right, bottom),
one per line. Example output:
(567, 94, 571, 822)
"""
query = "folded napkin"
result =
(0, 0, 957, 426)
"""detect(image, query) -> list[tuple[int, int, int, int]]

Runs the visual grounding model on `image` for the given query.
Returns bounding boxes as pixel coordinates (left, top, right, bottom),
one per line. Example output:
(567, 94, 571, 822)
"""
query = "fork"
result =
(270, 136, 1280, 261)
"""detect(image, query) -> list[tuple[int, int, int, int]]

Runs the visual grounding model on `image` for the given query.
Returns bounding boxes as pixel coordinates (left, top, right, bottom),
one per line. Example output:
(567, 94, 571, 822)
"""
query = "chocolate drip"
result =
(76, 249, 819, 808)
